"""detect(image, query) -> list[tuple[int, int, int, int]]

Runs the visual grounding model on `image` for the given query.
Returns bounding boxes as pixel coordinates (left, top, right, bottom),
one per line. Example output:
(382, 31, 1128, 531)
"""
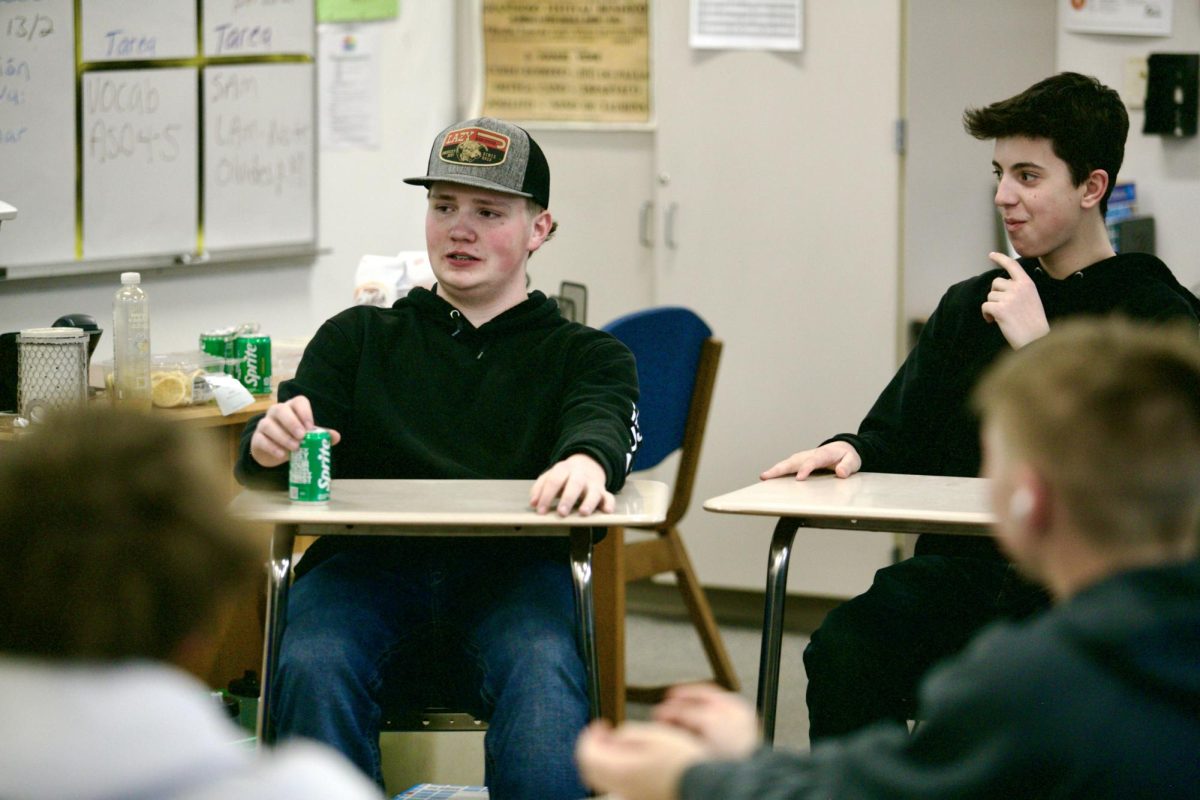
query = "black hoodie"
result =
(236, 288, 639, 493)
(830, 253, 1200, 557)
(682, 558, 1200, 799)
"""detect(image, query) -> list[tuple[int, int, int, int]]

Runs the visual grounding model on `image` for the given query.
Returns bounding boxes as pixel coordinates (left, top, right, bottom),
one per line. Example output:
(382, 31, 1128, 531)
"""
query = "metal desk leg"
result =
(756, 517, 801, 745)
(257, 523, 297, 746)
(570, 527, 602, 720)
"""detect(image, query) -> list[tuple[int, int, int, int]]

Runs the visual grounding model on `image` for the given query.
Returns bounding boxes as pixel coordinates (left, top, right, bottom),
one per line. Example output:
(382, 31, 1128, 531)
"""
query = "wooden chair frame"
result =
(595, 337, 737, 719)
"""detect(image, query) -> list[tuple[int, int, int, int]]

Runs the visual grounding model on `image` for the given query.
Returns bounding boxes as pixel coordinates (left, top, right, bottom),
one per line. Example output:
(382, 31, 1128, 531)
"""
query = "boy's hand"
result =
(981, 252, 1050, 349)
(652, 683, 760, 759)
(760, 441, 861, 481)
(530, 453, 614, 517)
(250, 396, 341, 467)
(576, 720, 706, 800)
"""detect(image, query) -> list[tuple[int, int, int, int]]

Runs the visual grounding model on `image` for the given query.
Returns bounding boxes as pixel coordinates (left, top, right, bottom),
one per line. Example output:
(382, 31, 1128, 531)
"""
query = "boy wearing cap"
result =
(762, 72, 1200, 741)
(236, 117, 640, 798)
(577, 318, 1200, 800)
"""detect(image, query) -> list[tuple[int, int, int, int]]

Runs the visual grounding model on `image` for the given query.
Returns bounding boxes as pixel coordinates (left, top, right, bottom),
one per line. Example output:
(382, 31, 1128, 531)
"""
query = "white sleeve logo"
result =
(625, 402, 642, 474)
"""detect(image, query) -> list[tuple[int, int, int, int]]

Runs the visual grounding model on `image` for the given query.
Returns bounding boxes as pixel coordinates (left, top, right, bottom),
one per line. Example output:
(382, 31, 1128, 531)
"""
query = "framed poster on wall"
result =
(469, 0, 651, 127)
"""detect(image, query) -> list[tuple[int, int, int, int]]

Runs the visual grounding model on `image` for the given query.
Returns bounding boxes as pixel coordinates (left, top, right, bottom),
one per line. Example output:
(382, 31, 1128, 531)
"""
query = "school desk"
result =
(704, 473, 994, 743)
(228, 478, 670, 743)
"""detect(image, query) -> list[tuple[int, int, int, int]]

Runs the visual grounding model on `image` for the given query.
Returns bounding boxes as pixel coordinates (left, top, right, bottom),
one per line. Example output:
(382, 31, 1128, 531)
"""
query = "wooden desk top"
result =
(0, 395, 273, 440)
(229, 478, 670, 530)
(154, 395, 273, 429)
(704, 473, 994, 534)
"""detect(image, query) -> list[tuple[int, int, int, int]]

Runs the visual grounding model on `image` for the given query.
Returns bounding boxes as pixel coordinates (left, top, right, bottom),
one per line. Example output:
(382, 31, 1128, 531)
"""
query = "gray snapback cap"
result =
(404, 117, 551, 209)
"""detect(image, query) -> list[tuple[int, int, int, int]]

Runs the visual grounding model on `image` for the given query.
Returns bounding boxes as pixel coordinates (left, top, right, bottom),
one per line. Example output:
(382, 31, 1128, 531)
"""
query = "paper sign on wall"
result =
(318, 24, 380, 150)
(1060, 0, 1172, 37)
(690, 0, 803, 51)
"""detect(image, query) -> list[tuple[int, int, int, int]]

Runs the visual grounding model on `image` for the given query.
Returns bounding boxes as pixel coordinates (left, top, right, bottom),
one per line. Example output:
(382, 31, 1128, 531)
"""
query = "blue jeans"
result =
(273, 537, 589, 799)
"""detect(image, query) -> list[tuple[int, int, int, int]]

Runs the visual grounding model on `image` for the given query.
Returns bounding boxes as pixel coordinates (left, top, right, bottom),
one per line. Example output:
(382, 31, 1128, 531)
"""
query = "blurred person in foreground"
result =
(0, 408, 380, 800)
(578, 317, 1200, 800)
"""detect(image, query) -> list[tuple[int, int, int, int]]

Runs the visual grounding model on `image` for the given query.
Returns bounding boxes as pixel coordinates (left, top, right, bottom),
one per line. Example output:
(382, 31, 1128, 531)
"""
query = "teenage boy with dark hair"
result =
(0, 408, 380, 800)
(236, 117, 640, 799)
(760, 72, 1200, 741)
(577, 317, 1200, 800)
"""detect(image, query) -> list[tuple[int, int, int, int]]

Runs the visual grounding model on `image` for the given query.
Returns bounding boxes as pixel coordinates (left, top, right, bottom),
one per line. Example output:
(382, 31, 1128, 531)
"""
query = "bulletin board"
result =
(0, 0, 317, 279)
(475, 0, 652, 126)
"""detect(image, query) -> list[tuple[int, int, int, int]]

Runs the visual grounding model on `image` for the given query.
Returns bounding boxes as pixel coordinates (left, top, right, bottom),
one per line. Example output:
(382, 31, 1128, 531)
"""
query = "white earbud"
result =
(1009, 487, 1034, 522)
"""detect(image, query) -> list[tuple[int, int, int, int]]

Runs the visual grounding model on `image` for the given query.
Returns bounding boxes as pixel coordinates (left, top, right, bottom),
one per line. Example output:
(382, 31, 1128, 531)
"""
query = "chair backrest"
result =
(603, 307, 721, 525)
(558, 281, 588, 325)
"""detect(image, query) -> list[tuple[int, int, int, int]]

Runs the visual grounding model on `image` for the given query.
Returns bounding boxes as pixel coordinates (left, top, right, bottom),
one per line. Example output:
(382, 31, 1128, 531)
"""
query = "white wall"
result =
(522, 129, 656, 328)
(903, 1, 1056, 323)
(1057, 4, 1200, 292)
(0, 3, 457, 354)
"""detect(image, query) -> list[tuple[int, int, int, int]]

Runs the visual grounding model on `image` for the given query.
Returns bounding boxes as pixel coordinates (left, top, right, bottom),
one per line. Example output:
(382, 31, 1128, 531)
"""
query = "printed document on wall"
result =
(1060, 0, 1171, 37)
(318, 24, 380, 150)
(690, 0, 803, 51)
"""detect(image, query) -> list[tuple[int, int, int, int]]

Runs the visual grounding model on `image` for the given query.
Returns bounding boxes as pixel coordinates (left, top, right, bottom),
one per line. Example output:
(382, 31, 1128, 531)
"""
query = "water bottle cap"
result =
(120, 272, 141, 285)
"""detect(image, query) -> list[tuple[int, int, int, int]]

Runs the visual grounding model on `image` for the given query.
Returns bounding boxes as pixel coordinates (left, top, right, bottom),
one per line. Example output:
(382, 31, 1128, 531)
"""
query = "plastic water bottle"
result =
(112, 271, 151, 410)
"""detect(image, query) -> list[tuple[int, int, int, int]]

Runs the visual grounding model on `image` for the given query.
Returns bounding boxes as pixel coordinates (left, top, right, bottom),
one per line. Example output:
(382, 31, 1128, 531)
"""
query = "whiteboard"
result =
(204, 0, 315, 57)
(203, 63, 314, 250)
(82, 68, 199, 258)
(80, 0, 197, 62)
(0, 0, 317, 276)
(0, 0, 76, 266)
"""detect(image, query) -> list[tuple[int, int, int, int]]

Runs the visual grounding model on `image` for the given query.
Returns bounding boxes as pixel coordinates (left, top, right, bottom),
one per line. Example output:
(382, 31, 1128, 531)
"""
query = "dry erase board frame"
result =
(0, 0, 319, 281)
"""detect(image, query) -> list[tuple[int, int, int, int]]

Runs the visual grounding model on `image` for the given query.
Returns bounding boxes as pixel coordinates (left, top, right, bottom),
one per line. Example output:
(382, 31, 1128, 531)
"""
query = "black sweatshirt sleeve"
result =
(827, 288, 965, 475)
(234, 314, 362, 488)
(547, 332, 640, 493)
(680, 650, 1047, 800)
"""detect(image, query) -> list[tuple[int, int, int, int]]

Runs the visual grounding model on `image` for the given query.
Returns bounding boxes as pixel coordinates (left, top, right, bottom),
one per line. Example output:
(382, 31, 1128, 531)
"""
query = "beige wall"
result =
(902, 0, 1056, 323)
(1058, 2, 1200, 292)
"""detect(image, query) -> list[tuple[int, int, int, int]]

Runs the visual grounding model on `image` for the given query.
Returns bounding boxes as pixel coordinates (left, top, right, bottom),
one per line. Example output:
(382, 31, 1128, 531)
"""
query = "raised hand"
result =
(980, 251, 1049, 349)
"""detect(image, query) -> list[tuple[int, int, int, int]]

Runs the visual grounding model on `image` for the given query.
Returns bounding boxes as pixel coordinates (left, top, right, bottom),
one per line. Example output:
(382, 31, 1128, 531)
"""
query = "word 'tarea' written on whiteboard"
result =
(82, 68, 199, 259)
(80, 0, 197, 62)
(204, 0, 315, 57)
(0, 0, 74, 266)
(204, 63, 315, 250)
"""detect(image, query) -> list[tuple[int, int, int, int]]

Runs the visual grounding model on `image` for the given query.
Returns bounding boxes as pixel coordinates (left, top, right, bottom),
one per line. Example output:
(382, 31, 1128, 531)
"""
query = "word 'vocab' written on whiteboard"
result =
(0, 0, 316, 275)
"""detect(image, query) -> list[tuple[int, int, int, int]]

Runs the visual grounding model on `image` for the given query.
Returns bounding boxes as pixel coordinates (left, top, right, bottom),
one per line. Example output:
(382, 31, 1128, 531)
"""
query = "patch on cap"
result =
(439, 127, 509, 168)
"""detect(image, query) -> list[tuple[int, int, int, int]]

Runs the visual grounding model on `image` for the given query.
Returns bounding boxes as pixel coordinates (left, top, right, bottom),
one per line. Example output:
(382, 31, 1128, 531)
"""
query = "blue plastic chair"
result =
(602, 307, 738, 703)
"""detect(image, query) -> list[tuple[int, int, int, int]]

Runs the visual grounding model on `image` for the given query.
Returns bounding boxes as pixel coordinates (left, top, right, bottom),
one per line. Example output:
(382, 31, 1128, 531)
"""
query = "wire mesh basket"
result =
(18, 327, 89, 423)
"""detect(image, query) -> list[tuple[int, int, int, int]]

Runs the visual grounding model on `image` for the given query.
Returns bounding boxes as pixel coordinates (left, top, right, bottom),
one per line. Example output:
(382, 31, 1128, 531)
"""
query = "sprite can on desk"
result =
(200, 327, 239, 375)
(289, 428, 331, 503)
(235, 334, 272, 394)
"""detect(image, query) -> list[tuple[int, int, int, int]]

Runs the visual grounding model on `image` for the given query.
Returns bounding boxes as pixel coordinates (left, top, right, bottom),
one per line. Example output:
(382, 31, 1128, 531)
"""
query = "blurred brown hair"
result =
(0, 407, 261, 662)
(974, 317, 1200, 550)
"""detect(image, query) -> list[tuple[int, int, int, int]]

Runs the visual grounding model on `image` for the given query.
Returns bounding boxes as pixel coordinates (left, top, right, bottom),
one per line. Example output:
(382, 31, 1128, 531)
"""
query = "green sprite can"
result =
(200, 327, 239, 375)
(235, 334, 272, 394)
(289, 428, 332, 503)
